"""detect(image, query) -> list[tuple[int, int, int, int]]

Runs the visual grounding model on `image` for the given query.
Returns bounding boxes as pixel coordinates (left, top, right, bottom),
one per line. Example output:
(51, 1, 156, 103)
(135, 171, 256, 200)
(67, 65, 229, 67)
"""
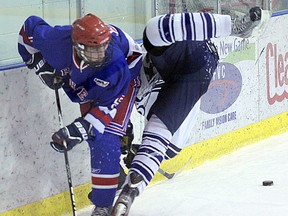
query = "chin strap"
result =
(80, 60, 85, 73)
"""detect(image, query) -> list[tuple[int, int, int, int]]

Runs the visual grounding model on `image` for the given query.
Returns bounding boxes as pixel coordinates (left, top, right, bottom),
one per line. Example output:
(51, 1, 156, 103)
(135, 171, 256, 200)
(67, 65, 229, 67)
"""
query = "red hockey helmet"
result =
(72, 14, 112, 67)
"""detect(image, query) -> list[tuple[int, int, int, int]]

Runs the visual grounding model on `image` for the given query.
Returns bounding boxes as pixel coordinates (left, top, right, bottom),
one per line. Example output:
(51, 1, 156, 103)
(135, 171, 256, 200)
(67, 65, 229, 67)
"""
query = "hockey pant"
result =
(129, 100, 200, 195)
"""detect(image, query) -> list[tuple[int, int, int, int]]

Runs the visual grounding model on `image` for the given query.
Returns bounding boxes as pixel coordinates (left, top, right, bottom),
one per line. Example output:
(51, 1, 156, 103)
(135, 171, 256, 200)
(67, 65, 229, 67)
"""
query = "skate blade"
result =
(113, 203, 127, 216)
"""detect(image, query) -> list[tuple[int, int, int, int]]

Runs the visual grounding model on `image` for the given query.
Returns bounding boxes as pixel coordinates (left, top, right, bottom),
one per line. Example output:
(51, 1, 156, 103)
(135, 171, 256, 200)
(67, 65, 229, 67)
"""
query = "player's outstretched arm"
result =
(144, 6, 264, 49)
(144, 12, 232, 47)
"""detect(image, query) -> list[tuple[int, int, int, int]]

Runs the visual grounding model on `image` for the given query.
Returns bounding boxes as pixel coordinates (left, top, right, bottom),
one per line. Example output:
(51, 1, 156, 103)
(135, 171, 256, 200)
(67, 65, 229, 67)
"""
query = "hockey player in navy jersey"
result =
(112, 7, 262, 216)
(18, 13, 143, 216)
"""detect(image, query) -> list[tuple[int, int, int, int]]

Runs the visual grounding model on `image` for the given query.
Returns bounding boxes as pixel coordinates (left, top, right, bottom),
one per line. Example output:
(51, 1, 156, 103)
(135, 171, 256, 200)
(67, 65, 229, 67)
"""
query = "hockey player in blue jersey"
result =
(18, 13, 143, 215)
(112, 7, 262, 216)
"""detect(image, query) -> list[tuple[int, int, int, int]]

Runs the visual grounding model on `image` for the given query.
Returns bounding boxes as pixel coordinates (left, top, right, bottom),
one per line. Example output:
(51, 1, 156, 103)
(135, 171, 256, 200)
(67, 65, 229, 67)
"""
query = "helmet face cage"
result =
(75, 42, 111, 68)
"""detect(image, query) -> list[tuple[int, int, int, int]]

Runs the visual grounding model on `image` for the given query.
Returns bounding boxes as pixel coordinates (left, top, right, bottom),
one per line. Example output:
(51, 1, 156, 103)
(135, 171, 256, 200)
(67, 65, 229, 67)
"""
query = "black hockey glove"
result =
(120, 121, 134, 154)
(50, 117, 95, 153)
(249, 6, 261, 22)
(26, 52, 64, 89)
(123, 143, 140, 168)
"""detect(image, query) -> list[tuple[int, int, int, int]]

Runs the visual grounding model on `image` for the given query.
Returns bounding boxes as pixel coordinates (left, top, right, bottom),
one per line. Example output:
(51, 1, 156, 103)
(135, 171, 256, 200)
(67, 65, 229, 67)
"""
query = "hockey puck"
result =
(262, 180, 273, 186)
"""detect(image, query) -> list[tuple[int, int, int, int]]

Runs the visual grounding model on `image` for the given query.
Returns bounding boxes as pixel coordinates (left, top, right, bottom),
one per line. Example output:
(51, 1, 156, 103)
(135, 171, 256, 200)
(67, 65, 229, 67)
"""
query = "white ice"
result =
(78, 132, 288, 216)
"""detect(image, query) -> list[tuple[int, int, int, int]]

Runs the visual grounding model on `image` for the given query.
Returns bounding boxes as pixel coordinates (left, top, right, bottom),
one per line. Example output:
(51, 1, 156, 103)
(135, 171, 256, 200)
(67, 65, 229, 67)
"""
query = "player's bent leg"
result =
(112, 114, 172, 215)
(88, 132, 121, 215)
(129, 114, 172, 188)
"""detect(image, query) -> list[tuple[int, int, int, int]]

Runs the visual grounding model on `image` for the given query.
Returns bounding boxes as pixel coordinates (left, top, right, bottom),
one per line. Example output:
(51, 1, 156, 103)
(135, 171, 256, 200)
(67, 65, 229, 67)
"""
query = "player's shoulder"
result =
(108, 25, 131, 44)
(25, 15, 48, 24)
(108, 24, 125, 36)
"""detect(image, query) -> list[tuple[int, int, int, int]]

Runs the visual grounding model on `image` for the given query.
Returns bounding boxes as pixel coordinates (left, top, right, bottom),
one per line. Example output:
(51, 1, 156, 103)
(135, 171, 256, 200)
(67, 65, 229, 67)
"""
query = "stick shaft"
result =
(54, 88, 77, 216)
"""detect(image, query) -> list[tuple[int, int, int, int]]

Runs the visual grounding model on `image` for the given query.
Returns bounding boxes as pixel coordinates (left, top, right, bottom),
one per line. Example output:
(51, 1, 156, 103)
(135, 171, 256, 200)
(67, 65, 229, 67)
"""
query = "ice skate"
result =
(231, 6, 262, 38)
(112, 172, 143, 216)
(91, 206, 112, 216)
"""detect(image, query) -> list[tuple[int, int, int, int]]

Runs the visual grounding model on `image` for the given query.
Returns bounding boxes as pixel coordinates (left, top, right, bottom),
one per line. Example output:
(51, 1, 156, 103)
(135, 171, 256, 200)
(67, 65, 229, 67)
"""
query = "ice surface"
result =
(78, 132, 288, 216)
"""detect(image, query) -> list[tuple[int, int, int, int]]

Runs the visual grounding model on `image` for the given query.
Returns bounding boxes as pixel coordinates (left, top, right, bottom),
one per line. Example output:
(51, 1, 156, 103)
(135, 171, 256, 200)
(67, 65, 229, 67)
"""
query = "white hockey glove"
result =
(26, 52, 64, 89)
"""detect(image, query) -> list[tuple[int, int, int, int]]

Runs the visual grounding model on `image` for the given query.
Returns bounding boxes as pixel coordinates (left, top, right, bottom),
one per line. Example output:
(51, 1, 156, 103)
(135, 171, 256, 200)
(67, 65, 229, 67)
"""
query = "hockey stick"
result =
(54, 88, 77, 216)
(158, 156, 193, 180)
(158, 168, 176, 179)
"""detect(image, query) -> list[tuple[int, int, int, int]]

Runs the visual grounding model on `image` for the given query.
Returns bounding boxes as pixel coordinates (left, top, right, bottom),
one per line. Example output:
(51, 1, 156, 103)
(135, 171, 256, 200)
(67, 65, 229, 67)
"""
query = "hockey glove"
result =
(120, 121, 134, 154)
(26, 52, 64, 89)
(50, 117, 95, 153)
(123, 143, 140, 168)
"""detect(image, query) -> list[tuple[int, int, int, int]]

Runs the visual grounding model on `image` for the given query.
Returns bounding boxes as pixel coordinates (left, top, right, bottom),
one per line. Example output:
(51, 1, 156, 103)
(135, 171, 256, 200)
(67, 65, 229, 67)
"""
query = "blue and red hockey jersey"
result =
(18, 15, 143, 136)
